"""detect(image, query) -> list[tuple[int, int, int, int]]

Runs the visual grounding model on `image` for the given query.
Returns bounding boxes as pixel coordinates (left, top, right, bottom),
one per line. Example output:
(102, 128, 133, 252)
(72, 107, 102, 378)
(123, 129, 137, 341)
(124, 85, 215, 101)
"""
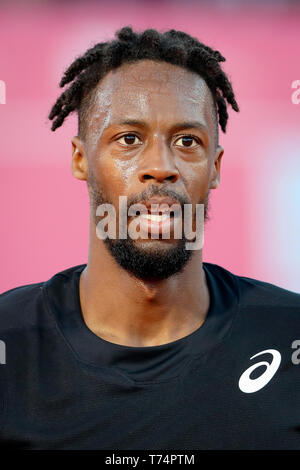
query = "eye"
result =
(174, 135, 201, 148)
(117, 133, 142, 146)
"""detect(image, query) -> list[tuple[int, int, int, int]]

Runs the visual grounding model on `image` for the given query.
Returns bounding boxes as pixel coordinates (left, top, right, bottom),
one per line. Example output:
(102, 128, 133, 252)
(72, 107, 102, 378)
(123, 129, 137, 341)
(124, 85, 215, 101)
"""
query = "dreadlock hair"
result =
(49, 26, 239, 144)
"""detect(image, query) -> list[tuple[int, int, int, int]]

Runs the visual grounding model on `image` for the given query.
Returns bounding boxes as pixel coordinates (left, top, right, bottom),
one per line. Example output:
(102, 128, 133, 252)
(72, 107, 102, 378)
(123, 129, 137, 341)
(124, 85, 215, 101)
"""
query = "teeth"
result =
(141, 214, 169, 222)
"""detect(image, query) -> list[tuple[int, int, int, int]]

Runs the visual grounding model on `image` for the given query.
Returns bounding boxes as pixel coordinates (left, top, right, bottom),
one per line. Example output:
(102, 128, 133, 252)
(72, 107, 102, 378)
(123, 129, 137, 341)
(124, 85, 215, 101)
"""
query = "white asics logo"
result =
(238, 349, 281, 393)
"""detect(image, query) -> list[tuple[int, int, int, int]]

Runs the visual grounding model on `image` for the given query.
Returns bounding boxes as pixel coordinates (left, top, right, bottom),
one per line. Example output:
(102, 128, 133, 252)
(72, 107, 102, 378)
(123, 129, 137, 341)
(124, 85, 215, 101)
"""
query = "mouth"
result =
(140, 213, 173, 222)
(131, 197, 182, 239)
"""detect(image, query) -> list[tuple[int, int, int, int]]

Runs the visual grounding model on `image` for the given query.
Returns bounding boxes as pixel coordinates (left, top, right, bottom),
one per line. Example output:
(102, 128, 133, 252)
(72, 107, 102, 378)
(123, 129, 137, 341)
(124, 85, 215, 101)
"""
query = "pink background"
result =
(0, 1, 299, 293)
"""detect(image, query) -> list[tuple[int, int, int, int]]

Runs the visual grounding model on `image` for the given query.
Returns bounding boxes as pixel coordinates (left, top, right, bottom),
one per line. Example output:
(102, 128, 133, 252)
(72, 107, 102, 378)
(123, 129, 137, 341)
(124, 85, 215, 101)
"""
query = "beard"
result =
(87, 173, 210, 280)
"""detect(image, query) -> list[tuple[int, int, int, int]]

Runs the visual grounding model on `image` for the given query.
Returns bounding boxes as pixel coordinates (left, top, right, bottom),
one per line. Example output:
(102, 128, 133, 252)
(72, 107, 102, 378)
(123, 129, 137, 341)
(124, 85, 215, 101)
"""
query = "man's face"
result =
(72, 59, 223, 279)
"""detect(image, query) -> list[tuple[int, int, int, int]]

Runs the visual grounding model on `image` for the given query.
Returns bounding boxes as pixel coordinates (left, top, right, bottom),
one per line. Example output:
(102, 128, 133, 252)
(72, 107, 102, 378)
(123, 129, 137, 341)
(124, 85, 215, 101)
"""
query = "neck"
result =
(79, 223, 210, 347)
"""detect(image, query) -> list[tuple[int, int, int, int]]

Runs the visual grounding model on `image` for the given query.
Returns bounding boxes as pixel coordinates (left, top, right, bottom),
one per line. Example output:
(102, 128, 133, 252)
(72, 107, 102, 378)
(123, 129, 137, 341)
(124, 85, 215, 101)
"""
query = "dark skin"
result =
(71, 59, 224, 347)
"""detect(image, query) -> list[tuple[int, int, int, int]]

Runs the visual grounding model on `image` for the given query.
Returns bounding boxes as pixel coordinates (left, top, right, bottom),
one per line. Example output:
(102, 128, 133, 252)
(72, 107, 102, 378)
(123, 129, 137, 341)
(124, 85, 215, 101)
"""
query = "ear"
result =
(71, 136, 88, 181)
(210, 145, 224, 190)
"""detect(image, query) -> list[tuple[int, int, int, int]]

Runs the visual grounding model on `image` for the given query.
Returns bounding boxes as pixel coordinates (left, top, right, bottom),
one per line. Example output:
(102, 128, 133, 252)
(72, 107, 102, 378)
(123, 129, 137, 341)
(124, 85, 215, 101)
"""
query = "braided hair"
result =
(49, 26, 239, 143)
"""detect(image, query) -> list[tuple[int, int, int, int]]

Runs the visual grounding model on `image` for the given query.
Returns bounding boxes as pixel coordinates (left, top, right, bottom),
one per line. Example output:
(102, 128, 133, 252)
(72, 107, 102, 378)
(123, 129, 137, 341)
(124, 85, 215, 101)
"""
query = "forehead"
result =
(86, 59, 215, 135)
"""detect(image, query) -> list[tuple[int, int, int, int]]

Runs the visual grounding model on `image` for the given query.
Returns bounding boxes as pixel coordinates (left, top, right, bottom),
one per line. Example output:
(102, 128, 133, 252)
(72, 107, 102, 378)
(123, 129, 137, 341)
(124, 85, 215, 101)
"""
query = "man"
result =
(0, 26, 299, 450)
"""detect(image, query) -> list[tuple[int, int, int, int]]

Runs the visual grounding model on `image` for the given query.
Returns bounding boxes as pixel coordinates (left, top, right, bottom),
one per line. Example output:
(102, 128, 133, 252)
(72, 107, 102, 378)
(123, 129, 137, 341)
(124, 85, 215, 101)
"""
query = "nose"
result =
(137, 139, 179, 184)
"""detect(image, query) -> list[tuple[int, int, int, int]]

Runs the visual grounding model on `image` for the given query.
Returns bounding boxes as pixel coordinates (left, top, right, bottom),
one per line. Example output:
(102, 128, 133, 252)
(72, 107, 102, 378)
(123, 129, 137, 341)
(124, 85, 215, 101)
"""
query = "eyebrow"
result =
(109, 119, 208, 133)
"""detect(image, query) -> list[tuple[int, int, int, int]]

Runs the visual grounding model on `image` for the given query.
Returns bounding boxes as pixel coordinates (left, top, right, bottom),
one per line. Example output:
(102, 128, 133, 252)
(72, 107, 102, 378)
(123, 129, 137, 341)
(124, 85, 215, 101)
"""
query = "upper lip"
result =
(139, 197, 181, 214)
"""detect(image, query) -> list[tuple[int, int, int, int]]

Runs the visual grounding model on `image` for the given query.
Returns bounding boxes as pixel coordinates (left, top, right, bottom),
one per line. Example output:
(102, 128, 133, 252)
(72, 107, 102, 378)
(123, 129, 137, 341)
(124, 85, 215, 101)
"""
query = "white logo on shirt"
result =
(238, 349, 281, 393)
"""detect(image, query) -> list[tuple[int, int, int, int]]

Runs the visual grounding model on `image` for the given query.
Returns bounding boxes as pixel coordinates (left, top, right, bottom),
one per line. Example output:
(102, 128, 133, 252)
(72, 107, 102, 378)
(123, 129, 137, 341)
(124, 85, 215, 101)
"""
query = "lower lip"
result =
(133, 214, 180, 238)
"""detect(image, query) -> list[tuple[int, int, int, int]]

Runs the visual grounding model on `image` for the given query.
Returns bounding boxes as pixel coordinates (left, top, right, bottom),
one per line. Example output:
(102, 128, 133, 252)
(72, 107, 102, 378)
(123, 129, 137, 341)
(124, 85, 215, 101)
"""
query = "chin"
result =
(134, 238, 180, 251)
(103, 235, 192, 280)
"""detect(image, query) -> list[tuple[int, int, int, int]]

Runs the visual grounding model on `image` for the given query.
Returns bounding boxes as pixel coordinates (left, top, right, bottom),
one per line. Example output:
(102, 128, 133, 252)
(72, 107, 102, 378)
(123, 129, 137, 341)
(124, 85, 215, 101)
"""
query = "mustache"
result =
(88, 175, 209, 221)
(127, 185, 191, 209)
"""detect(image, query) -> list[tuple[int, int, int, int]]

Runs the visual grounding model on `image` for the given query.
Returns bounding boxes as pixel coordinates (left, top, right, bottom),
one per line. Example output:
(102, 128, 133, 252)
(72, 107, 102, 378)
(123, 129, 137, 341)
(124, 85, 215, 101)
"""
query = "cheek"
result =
(179, 159, 211, 200)
(94, 151, 138, 198)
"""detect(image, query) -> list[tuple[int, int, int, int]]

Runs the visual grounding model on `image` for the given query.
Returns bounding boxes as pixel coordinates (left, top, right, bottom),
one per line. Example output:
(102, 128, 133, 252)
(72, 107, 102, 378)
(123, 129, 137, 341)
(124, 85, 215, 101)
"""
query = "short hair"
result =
(49, 26, 239, 144)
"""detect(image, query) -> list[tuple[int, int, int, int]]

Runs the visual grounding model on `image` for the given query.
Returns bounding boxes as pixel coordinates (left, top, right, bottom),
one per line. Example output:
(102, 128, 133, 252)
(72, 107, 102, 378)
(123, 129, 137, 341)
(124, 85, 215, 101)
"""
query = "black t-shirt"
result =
(0, 262, 300, 450)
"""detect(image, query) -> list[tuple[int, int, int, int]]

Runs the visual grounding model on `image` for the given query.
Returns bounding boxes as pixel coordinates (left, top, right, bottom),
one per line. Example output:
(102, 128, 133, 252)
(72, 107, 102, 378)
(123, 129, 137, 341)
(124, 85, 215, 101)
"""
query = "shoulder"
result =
(0, 282, 44, 304)
(0, 264, 85, 332)
(236, 273, 300, 309)
(0, 282, 45, 331)
(204, 262, 300, 310)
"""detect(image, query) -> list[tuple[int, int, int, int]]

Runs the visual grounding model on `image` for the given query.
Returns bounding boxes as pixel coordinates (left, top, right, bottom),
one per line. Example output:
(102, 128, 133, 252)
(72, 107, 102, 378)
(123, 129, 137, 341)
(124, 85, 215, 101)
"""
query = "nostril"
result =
(166, 175, 176, 181)
(138, 169, 179, 183)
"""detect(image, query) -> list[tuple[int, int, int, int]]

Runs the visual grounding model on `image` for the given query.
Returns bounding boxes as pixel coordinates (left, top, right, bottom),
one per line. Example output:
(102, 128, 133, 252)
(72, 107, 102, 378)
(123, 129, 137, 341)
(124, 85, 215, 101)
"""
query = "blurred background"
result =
(0, 0, 299, 293)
